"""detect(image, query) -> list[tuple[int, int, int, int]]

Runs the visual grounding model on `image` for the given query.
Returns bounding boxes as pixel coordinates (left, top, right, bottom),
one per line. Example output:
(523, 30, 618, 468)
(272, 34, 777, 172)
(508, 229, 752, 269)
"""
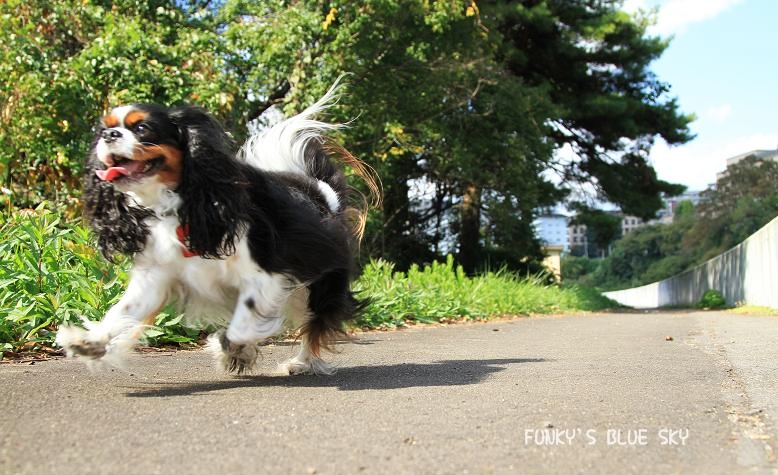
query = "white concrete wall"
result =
(603, 215, 778, 309)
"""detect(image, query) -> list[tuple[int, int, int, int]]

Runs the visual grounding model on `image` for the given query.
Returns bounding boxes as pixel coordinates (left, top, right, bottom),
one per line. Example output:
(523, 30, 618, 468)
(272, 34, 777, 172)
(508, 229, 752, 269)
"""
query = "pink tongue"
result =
(95, 167, 130, 181)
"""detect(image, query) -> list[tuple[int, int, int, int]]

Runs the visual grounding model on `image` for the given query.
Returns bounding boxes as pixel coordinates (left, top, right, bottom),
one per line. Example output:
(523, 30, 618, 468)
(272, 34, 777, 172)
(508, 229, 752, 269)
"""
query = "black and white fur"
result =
(56, 82, 375, 375)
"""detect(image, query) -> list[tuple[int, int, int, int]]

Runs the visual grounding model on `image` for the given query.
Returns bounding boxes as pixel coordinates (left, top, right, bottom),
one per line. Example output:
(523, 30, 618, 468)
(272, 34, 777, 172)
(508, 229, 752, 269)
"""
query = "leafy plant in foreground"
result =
(1, 209, 616, 357)
(0, 206, 126, 353)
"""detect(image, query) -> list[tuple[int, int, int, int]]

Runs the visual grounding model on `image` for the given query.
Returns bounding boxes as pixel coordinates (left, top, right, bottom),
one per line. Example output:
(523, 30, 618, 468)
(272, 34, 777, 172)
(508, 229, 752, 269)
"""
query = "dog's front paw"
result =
(56, 325, 108, 359)
(225, 343, 258, 375)
(206, 331, 259, 375)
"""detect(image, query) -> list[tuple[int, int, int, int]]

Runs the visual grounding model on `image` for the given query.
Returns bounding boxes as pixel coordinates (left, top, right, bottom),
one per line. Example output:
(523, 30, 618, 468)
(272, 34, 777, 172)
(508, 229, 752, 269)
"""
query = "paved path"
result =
(2, 312, 777, 475)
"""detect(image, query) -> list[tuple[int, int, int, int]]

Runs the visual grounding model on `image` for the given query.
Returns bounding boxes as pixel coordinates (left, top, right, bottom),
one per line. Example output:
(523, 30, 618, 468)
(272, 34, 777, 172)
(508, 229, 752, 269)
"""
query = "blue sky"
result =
(624, 0, 778, 191)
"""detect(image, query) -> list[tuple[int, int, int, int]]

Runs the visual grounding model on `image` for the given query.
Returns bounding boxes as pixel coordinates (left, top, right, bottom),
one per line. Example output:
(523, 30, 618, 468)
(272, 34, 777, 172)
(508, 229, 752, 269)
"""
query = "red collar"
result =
(175, 224, 200, 258)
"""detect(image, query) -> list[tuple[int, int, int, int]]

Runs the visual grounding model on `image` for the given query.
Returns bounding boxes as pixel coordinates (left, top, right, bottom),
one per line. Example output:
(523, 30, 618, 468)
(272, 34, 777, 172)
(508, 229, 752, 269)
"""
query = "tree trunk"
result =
(382, 175, 411, 253)
(459, 183, 481, 275)
(375, 157, 416, 270)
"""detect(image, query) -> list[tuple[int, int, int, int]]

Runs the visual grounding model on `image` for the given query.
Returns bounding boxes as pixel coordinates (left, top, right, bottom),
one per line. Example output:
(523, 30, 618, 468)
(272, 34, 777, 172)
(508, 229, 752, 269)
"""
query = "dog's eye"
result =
(134, 123, 150, 133)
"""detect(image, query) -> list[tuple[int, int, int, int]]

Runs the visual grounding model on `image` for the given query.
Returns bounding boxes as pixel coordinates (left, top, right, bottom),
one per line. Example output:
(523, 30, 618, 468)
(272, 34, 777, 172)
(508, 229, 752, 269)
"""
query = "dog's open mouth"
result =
(95, 155, 165, 182)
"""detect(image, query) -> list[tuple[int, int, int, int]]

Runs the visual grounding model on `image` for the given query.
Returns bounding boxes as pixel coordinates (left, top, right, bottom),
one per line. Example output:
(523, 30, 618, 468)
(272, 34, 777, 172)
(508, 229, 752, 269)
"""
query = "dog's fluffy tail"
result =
(239, 77, 380, 239)
(239, 79, 344, 176)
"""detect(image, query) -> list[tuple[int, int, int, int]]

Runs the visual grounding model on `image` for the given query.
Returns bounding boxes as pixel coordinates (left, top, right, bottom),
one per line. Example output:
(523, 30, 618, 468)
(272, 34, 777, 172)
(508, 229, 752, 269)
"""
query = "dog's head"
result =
(92, 104, 185, 192)
(84, 104, 251, 260)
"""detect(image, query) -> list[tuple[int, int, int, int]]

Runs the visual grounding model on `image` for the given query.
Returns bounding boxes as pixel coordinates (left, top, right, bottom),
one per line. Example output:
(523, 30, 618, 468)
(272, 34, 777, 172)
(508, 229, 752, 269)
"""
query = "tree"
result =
(687, 155, 778, 258)
(1, 0, 693, 276)
(570, 207, 622, 258)
(487, 1, 692, 218)
(333, 0, 694, 273)
(590, 159, 778, 290)
(217, 0, 564, 272)
(0, 0, 244, 210)
(487, 0, 691, 229)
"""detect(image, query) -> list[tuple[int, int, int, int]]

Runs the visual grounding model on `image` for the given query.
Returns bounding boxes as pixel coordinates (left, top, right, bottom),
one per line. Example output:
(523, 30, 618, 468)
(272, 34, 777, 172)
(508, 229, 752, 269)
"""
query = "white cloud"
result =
(649, 132, 778, 191)
(703, 103, 733, 123)
(624, 0, 746, 36)
(657, 0, 745, 35)
(622, 0, 650, 13)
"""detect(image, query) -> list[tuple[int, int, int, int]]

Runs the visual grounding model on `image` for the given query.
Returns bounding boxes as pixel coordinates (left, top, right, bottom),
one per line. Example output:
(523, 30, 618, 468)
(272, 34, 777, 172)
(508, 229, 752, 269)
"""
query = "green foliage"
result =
(697, 290, 727, 310)
(0, 0, 692, 275)
(561, 254, 601, 285)
(0, 205, 126, 352)
(689, 156, 778, 259)
(143, 311, 202, 347)
(674, 200, 695, 218)
(0, 0, 249, 211)
(0, 213, 616, 355)
(589, 219, 697, 290)
(353, 256, 613, 329)
(0, 209, 213, 355)
(570, 207, 623, 257)
(589, 157, 778, 291)
(489, 1, 693, 219)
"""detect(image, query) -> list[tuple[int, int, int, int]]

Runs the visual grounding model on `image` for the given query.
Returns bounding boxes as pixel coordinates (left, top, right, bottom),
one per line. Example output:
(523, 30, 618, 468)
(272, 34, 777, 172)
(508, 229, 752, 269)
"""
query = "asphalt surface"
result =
(2, 311, 777, 475)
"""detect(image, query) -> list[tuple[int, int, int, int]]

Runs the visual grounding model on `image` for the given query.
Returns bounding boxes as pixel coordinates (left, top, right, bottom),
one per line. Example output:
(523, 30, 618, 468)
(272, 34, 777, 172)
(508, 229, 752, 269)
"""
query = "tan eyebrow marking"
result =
(124, 110, 148, 128)
(102, 114, 119, 128)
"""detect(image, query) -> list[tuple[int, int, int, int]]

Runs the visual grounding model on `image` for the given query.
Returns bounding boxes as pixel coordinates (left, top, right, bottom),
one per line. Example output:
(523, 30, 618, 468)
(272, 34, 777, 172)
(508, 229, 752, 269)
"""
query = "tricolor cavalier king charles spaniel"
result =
(56, 82, 378, 375)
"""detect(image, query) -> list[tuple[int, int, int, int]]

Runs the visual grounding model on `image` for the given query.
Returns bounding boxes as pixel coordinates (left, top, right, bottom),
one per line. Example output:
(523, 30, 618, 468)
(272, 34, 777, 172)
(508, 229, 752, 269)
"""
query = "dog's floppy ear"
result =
(170, 106, 251, 258)
(82, 149, 154, 261)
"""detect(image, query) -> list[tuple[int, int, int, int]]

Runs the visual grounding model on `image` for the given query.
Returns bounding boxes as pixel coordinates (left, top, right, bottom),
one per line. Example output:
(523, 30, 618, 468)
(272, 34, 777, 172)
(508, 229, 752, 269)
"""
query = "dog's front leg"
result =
(56, 267, 171, 364)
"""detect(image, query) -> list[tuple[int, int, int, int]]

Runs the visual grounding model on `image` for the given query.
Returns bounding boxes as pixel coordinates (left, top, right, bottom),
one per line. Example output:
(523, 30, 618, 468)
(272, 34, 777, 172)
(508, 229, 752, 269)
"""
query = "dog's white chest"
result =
(137, 218, 256, 304)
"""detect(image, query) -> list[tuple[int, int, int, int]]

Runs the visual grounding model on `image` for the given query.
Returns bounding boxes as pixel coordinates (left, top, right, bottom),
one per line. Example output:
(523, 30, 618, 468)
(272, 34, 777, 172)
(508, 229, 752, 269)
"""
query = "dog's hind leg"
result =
(209, 272, 291, 374)
(278, 333, 335, 375)
(270, 287, 331, 375)
(278, 269, 359, 375)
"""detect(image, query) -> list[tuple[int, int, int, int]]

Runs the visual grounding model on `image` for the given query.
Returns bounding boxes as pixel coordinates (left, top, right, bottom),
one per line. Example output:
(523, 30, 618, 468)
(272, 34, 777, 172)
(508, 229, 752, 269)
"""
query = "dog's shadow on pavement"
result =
(123, 358, 546, 398)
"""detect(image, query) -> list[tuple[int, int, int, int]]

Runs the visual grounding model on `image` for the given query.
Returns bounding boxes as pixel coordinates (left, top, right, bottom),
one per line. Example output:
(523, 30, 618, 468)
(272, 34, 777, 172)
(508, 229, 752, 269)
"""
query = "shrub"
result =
(561, 254, 600, 285)
(0, 205, 126, 354)
(0, 205, 204, 356)
(1, 208, 617, 357)
(697, 289, 727, 309)
(353, 256, 615, 328)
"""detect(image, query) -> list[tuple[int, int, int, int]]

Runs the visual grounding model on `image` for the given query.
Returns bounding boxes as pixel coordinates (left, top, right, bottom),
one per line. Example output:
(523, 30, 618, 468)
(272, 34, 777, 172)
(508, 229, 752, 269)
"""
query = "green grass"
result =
(353, 256, 615, 329)
(0, 207, 615, 357)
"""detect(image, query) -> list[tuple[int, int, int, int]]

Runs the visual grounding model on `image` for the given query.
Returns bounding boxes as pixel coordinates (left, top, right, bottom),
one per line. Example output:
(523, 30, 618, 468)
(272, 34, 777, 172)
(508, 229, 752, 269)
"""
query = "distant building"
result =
(717, 148, 778, 182)
(724, 148, 778, 167)
(533, 213, 570, 252)
(661, 190, 704, 223)
(568, 222, 589, 256)
(537, 189, 707, 258)
(621, 215, 644, 235)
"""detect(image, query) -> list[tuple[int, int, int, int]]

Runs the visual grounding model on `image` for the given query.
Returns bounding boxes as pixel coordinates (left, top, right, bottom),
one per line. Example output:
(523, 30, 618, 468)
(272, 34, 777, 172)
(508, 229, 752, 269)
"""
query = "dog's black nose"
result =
(101, 128, 123, 143)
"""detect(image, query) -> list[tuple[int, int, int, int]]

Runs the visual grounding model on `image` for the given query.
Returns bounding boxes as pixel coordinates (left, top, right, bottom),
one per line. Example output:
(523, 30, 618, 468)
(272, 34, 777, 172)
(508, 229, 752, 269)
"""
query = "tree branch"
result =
(245, 80, 291, 123)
